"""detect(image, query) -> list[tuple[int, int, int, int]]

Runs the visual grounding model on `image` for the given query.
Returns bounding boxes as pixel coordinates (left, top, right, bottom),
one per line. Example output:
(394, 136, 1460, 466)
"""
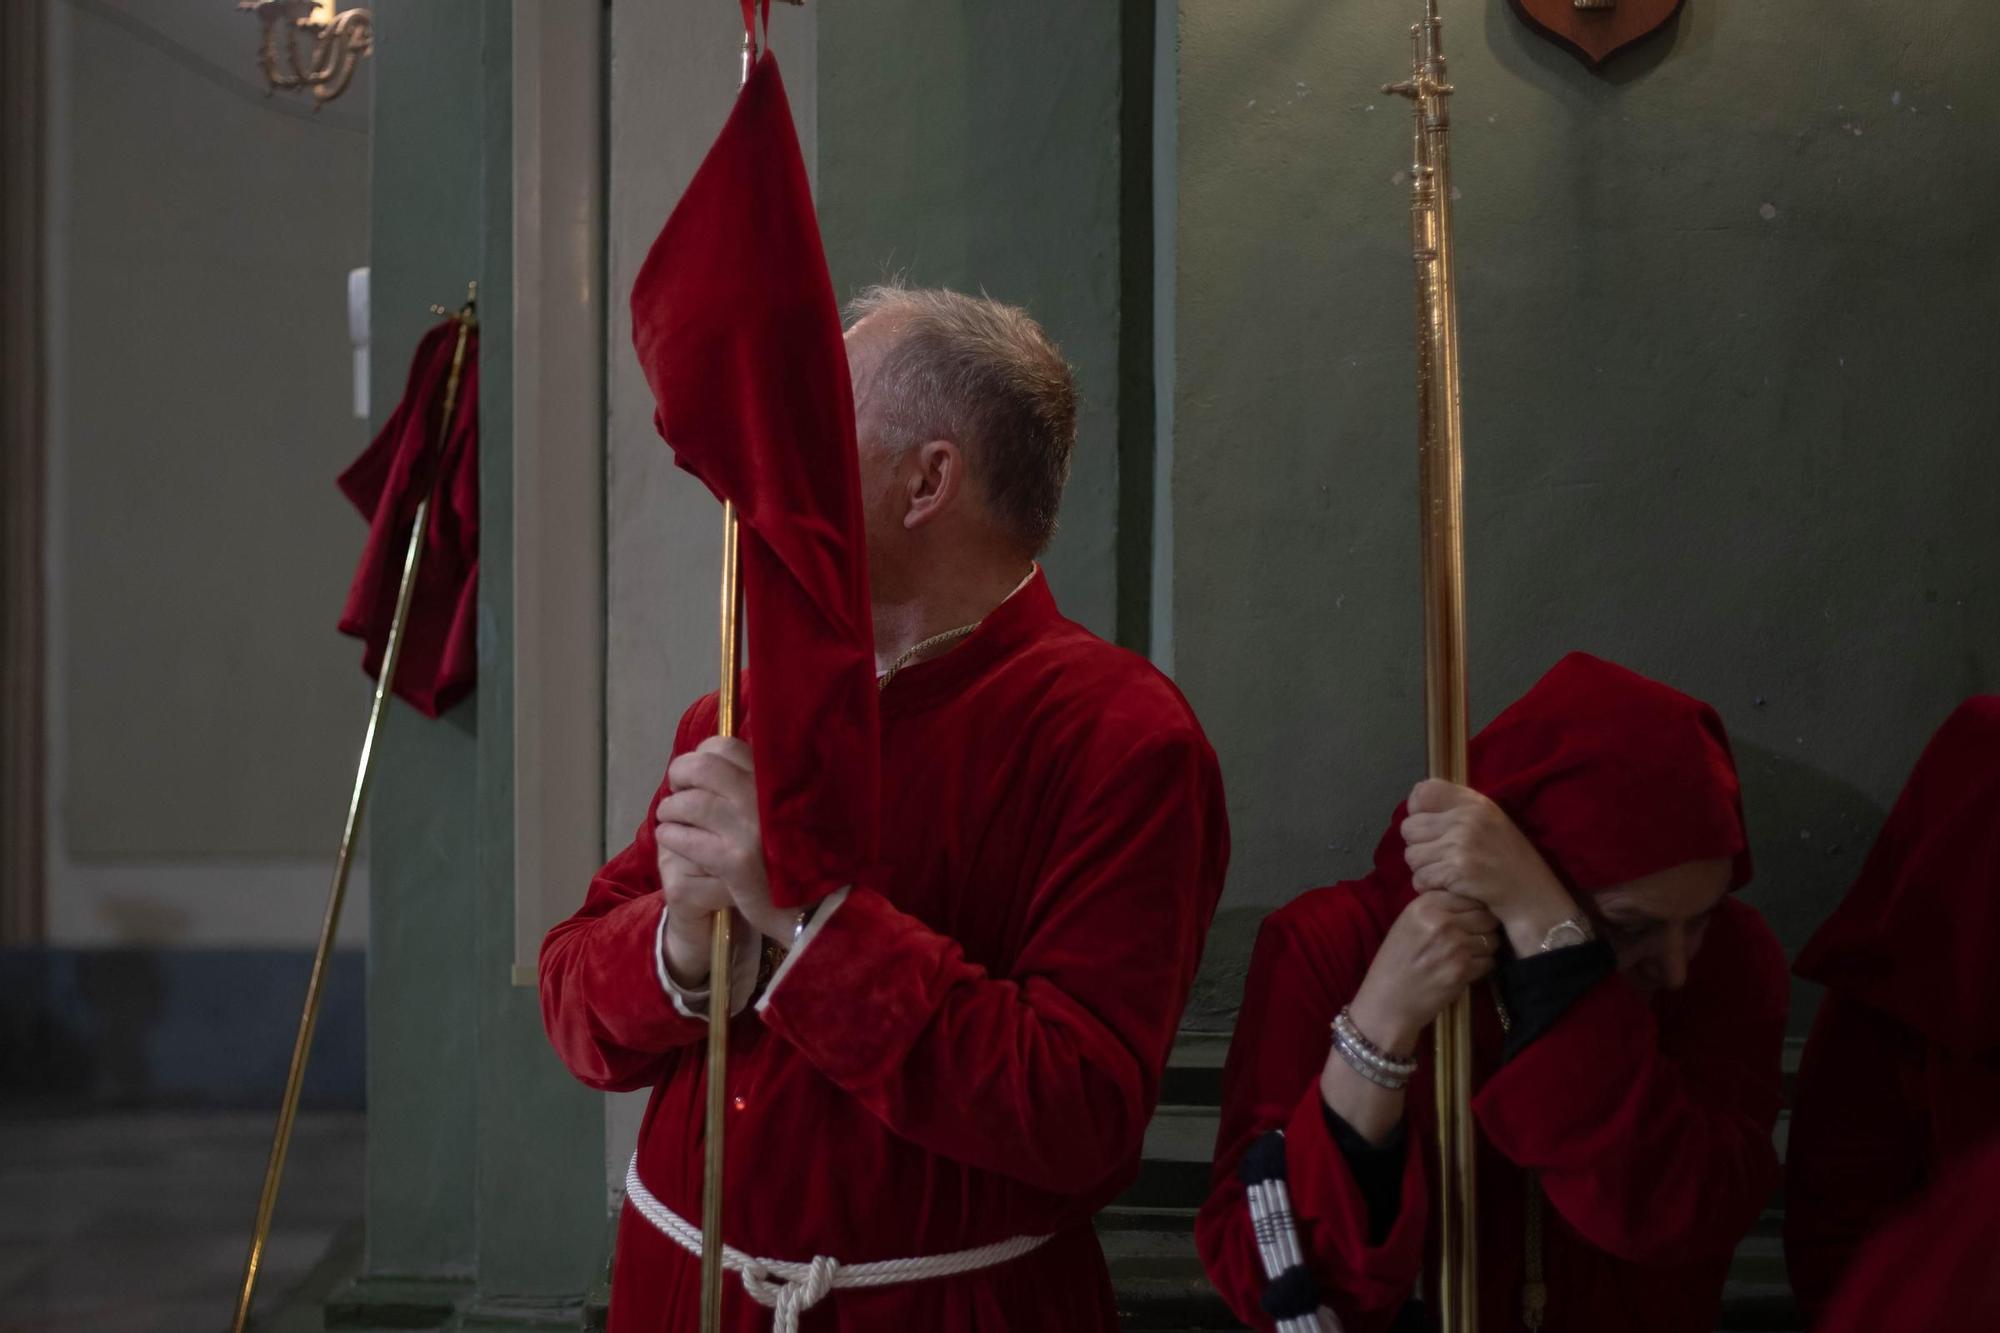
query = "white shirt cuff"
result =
(754, 886, 851, 1014)
(654, 900, 761, 1019)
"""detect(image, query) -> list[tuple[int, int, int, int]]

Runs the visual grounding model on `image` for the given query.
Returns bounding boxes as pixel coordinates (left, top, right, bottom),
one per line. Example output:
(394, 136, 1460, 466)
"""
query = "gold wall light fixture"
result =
(238, 1, 372, 106)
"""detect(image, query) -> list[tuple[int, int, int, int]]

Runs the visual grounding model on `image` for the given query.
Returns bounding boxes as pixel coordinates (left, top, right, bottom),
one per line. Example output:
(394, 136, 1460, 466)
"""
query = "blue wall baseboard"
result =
(0, 948, 364, 1109)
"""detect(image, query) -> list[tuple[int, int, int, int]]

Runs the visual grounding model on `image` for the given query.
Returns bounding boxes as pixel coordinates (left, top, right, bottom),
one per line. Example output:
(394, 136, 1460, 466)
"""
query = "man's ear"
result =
(903, 438, 964, 531)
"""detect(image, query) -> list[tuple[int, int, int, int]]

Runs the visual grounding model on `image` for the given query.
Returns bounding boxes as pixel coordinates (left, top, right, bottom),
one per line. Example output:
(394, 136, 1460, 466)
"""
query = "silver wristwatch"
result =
(1539, 916, 1594, 952)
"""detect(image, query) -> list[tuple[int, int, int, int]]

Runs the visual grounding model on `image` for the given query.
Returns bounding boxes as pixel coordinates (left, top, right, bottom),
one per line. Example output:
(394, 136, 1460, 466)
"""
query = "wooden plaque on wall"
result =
(1510, 0, 1686, 66)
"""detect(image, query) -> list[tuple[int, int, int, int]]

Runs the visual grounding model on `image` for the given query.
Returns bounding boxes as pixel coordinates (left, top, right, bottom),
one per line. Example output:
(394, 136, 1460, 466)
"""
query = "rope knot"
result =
(623, 1156, 1052, 1332)
(739, 1254, 839, 1333)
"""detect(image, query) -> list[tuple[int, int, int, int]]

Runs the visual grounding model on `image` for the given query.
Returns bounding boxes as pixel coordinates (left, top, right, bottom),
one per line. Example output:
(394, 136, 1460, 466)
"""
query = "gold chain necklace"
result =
(878, 621, 980, 690)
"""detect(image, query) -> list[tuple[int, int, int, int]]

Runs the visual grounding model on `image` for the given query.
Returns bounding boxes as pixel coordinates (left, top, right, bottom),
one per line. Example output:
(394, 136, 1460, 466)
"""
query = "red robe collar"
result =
(878, 567, 1062, 717)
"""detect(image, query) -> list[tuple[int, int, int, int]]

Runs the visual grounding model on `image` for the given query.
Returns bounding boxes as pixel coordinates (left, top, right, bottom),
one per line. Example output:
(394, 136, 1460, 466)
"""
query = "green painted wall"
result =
(1169, 0, 2000, 1027)
(817, 1, 1140, 642)
(364, 0, 601, 1306)
(363, 0, 485, 1276)
(465, 4, 606, 1306)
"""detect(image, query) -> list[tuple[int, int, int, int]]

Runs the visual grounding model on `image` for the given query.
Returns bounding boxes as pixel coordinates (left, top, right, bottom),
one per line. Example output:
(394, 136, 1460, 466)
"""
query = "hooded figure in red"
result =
(1199, 653, 1788, 1333)
(1784, 696, 2000, 1322)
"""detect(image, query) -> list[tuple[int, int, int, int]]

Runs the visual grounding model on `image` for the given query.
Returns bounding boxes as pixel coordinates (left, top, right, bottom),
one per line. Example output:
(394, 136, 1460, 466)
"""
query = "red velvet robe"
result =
(1785, 696, 2000, 1322)
(1198, 653, 1788, 1333)
(1814, 1134, 2000, 1332)
(1783, 997, 2000, 1321)
(541, 571, 1229, 1331)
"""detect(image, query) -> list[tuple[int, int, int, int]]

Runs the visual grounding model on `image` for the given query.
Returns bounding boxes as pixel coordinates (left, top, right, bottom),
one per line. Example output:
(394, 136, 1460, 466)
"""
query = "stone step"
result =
(1158, 1031, 1230, 1109)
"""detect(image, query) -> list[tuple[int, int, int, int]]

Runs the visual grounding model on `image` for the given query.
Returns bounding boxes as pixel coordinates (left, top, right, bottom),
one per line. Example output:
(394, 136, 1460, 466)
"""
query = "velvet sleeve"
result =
(1494, 939, 1617, 1058)
(1473, 901, 1787, 1266)
(1325, 1110, 1408, 1245)
(1782, 992, 1929, 1324)
(756, 726, 1227, 1196)
(1196, 909, 1428, 1333)
(537, 701, 717, 1092)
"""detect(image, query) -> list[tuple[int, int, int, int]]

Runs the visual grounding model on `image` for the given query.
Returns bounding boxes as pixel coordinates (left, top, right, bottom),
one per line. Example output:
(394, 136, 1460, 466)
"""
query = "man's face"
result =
(1586, 857, 1733, 993)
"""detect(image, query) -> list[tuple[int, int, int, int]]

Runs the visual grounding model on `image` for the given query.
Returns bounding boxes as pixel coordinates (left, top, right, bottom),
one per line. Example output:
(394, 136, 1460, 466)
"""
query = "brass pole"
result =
(697, 32, 756, 1333)
(1387, 3, 1476, 1329)
(229, 283, 478, 1333)
(700, 500, 742, 1333)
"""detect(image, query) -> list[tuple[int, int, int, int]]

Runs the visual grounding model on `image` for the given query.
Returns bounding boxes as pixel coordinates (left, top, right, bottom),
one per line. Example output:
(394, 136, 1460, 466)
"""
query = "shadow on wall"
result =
(0, 948, 364, 1109)
(1733, 737, 1883, 1028)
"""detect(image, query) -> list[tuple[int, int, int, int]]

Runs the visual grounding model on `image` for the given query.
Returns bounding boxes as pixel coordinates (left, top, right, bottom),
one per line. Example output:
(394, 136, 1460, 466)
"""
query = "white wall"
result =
(44, 0, 373, 948)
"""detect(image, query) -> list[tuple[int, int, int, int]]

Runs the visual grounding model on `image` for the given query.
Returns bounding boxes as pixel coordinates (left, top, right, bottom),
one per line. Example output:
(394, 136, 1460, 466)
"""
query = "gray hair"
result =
(846, 284, 1077, 555)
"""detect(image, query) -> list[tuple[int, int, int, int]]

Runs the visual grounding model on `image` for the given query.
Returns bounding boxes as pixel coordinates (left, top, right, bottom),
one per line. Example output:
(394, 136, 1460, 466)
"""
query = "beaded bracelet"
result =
(1332, 1008, 1418, 1089)
(1334, 1033, 1410, 1090)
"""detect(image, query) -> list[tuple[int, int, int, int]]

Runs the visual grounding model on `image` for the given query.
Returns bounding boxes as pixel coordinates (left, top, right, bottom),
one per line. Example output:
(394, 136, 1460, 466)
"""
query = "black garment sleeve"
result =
(1494, 937, 1617, 1059)
(1322, 1103, 1407, 1246)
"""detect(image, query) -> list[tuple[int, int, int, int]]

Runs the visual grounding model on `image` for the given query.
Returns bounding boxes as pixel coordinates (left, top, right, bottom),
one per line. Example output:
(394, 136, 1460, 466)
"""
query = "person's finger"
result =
(1399, 812, 1455, 846)
(660, 849, 721, 885)
(658, 788, 726, 830)
(655, 819, 732, 872)
(1403, 832, 1454, 868)
(669, 751, 738, 796)
(1412, 862, 1457, 892)
(694, 735, 754, 772)
(1408, 778, 1476, 814)
(1407, 779, 1447, 814)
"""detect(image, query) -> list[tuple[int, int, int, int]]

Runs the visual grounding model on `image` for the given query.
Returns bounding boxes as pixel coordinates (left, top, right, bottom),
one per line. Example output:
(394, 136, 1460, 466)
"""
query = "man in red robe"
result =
(1784, 696, 2000, 1322)
(541, 284, 1229, 1331)
(1199, 654, 1788, 1333)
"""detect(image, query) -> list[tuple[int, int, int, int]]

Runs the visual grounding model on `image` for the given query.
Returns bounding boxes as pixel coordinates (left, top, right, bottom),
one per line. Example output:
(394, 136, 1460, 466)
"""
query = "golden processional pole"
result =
(700, 490, 742, 1333)
(696, 25, 759, 1332)
(229, 283, 478, 1333)
(1385, 4, 1477, 1330)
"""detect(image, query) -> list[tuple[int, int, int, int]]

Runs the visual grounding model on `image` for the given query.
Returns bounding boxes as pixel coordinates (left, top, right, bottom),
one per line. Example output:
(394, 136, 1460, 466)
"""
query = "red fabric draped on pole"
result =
(627, 50, 878, 909)
(336, 320, 480, 718)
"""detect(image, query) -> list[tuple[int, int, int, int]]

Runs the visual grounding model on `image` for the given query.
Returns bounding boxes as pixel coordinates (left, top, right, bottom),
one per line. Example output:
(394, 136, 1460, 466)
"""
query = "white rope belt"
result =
(624, 1155, 1053, 1333)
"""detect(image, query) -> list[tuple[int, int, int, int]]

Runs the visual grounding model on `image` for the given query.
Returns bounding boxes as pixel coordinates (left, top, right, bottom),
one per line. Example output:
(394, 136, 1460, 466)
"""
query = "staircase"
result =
(1100, 1034, 1807, 1332)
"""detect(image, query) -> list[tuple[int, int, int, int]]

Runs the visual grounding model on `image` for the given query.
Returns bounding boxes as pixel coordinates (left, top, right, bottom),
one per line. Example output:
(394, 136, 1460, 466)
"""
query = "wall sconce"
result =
(238, 1, 372, 106)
